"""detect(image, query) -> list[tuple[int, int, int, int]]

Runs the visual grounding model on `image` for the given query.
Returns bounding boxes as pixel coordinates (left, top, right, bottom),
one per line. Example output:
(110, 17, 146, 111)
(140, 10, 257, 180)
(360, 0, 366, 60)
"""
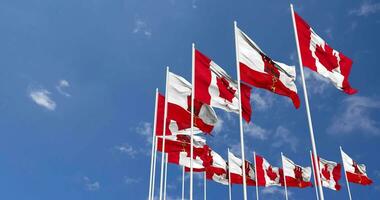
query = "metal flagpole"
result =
(253, 152, 259, 200)
(310, 151, 320, 200)
(163, 154, 168, 200)
(228, 148, 232, 200)
(148, 89, 159, 200)
(340, 146, 353, 200)
(190, 43, 195, 200)
(182, 166, 185, 200)
(290, 4, 325, 200)
(151, 135, 158, 200)
(281, 153, 289, 200)
(233, 20, 248, 200)
(159, 67, 170, 200)
(204, 172, 207, 200)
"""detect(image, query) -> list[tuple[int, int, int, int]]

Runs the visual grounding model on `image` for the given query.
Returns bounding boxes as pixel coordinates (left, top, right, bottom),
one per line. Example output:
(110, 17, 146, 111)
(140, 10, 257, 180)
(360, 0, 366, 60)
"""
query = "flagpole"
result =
(310, 151, 320, 200)
(233, 20, 248, 200)
(253, 151, 259, 200)
(281, 152, 289, 200)
(204, 172, 207, 200)
(151, 135, 158, 200)
(340, 146, 353, 200)
(182, 166, 185, 200)
(163, 154, 168, 200)
(159, 67, 170, 200)
(190, 42, 195, 200)
(290, 4, 325, 200)
(148, 89, 159, 200)
(228, 148, 232, 200)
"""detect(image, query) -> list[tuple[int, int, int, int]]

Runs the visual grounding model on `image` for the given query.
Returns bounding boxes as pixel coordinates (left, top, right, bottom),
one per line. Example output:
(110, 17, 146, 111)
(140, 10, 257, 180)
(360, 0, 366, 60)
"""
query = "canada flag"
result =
(255, 154, 283, 187)
(228, 151, 256, 186)
(294, 12, 357, 94)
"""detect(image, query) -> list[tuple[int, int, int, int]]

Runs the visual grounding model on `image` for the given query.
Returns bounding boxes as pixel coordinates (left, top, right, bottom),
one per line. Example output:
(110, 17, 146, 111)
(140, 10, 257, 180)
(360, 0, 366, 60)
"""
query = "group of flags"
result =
(147, 5, 372, 200)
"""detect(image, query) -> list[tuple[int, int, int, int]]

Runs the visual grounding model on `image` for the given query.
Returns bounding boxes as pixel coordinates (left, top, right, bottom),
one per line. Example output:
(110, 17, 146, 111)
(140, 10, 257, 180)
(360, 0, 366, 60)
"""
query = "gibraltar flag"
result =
(236, 27, 300, 108)
(255, 154, 283, 186)
(165, 72, 218, 134)
(194, 49, 252, 122)
(341, 149, 373, 185)
(156, 135, 206, 153)
(206, 150, 229, 185)
(317, 157, 342, 190)
(228, 151, 256, 185)
(282, 155, 312, 188)
(294, 12, 357, 94)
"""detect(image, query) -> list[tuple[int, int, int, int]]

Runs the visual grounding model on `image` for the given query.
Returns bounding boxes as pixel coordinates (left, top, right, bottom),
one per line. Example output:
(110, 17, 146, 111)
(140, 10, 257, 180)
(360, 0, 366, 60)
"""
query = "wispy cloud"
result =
(302, 68, 330, 95)
(29, 88, 56, 111)
(272, 126, 299, 152)
(191, 0, 198, 9)
(56, 79, 71, 97)
(83, 176, 100, 191)
(133, 19, 152, 37)
(251, 91, 275, 111)
(244, 122, 269, 140)
(213, 118, 224, 135)
(328, 96, 380, 135)
(349, 1, 380, 16)
(124, 177, 141, 184)
(136, 122, 153, 143)
(261, 187, 292, 198)
(114, 143, 138, 158)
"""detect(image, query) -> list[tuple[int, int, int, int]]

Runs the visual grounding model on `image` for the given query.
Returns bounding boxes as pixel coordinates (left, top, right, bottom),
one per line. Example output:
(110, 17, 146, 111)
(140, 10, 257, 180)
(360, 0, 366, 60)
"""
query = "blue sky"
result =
(0, 0, 379, 199)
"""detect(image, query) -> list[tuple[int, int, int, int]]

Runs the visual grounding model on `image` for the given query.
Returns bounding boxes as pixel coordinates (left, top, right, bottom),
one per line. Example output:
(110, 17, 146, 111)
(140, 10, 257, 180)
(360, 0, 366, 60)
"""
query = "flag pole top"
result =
(234, 21, 237, 27)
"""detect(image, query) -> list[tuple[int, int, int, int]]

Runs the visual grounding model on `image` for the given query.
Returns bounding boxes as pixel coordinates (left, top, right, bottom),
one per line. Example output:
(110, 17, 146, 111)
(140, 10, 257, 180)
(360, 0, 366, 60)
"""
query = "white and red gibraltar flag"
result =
(294, 12, 357, 94)
(341, 149, 373, 185)
(228, 151, 256, 186)
(194, 49, 252, 122)
(255, 154, 283, 186)
(205, 150, 229, 185)
(156, 135, 206, 153)
(156, 72, 218, 135)
(282, 155, 312, 188)
(235, 27, 300, 108)
(315, 156, 342, 190)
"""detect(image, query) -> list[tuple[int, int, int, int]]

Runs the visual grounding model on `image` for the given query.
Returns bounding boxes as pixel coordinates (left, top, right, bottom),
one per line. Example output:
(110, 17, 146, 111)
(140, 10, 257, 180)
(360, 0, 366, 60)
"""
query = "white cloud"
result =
(114, 143, 138, 158)
(271, 126, 298, 152)
(124, 177, 141, 184)
(133, 19, 152, 37)
(136, 122, 153, 143)
(83, 176, 100, 191)
(328, 96, 380, 135)
(56, 79, 71, 97)
(213, 118, 224, 134)
(261, 187, 292, 198)
(251, 91, 274, 111)
(29, 88, 56, 111)
(244, 122, 269, 140)
(302, 68, 330, 95)
(191, 0, 198, 9)
(350, 1, 380, 16)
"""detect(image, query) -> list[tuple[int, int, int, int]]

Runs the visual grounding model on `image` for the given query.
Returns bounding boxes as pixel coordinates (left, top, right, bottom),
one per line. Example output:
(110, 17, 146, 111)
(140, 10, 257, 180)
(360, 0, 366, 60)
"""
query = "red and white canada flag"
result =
(236, 27, 300, 108)
(205, 150, 229, 185)
(228, 151, 256, 185)
(195, 49, 252, 122)
(341, 149, 373, 185)
(294, 12, 357, 94)
(156, 72, 219, 135)
(255, 154, 283, 186)
(282, 155, 312, 188)
(316, 157, 342, 190)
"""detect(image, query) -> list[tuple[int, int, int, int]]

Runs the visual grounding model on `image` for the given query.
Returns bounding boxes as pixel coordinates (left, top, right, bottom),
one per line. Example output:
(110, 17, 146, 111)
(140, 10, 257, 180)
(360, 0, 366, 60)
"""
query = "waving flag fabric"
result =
(194, 49, 252, 122)
(206, 151, 229, 185)
(341, 149, 373, 185)
(317, 157, 342, 190)
(255, 154, 283, 186)
(228, 152, 256, 185)
(294, 12, 357, 94)
(282, 155, 312, 188)
(160, 72, 218, 134)
(236, 27, 300, 108)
